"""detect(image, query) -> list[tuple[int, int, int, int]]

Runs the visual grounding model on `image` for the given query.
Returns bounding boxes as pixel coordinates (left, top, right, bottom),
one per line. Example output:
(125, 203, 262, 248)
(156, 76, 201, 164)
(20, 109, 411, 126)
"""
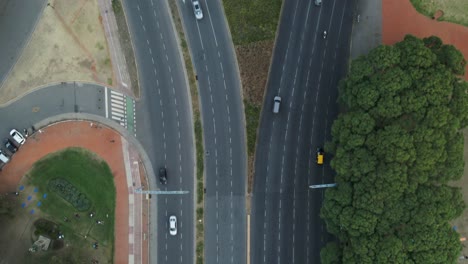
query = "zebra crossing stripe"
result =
(111, 102, 125, 109)
(112, 111, 125, 118)
(112, 106, 125, 114)
(110, 90, 123, 96)
(111, 94, 124, 100)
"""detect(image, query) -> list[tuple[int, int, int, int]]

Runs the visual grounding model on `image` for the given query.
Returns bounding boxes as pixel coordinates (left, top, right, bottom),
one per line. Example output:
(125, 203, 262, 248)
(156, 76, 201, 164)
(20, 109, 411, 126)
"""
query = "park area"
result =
(0, 147, 115, 263)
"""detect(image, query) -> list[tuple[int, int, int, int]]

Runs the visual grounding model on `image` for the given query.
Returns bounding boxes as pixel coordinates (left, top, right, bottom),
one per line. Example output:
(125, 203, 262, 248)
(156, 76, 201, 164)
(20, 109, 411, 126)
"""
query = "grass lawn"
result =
(410, 0, 468, 26)
(24, 147, 116, 263)
(223, 0, 283, 45)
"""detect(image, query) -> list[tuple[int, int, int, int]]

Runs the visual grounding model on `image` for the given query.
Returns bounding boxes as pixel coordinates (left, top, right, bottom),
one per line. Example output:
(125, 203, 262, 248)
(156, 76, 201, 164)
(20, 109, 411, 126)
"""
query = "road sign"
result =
(309, 183, 337, 189)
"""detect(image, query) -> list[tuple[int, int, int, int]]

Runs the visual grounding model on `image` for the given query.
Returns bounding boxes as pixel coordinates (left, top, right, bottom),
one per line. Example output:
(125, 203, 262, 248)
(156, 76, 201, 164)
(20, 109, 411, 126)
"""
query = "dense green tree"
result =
(322, 35, 467, 263)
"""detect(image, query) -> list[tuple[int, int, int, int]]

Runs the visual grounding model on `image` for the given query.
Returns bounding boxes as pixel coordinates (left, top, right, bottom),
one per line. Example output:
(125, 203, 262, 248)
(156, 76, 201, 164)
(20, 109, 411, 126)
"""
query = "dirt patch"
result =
(383, 0, 468, 80)
(235, 39, 274, 195)
(433, 9, 444, 20)
(236, 40, 274, 106)
(0, 0, 113, 105)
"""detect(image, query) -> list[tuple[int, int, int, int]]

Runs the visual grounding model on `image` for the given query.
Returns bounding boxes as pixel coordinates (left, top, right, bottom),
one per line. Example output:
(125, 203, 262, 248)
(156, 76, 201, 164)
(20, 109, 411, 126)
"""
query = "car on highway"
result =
(316, 147, 324, 165)
(315, 0, 322, 6)
(192, 1, 203, 20)
(159, 167, 167, 185)
(169, 215, 177, 236)
(4, 139, 17, 154)
(273, 96, 281, 113)
(10, 129, 26, 145)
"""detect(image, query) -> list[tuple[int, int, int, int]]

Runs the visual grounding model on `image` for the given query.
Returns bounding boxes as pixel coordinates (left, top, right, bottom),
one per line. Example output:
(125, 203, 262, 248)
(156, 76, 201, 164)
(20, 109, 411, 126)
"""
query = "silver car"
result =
(10, 129, 25, 145)
(169, 215, 177, 236)
(192, 1, 203, 20)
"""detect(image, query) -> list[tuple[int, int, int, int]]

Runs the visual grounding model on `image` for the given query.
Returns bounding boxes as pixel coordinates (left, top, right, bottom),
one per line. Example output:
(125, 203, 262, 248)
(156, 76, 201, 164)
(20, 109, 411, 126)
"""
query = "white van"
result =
(273, 96, 281, 113)
(0, 150, 10, 164)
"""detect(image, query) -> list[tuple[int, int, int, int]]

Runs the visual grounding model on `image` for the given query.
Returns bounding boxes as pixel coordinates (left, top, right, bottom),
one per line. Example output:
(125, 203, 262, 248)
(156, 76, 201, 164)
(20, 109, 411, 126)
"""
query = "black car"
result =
(159, 167, 167, 184)
(4, 139, 17, 154)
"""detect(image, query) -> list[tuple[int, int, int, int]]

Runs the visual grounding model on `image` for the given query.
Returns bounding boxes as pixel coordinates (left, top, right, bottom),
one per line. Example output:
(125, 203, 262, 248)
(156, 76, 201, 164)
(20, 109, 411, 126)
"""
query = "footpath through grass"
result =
(410, 0, 468, 26)
(25, 147, 116, 262)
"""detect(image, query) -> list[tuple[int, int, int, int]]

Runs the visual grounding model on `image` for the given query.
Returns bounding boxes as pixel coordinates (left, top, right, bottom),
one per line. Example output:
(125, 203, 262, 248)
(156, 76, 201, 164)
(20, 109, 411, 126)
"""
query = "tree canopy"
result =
(322, 35, 467, 263)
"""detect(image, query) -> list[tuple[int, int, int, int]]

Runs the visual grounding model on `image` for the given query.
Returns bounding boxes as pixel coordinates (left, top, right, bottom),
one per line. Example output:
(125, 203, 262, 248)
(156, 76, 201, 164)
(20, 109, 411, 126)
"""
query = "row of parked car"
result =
(0, 129, 27, 168)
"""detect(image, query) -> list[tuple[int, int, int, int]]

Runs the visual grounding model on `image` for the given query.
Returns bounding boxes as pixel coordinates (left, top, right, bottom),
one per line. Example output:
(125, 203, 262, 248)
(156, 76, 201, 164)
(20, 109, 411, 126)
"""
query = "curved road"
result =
(123, 0, 195, 263)
(0, 0, 46, 86)
(177, 1, 247, 263)
(251, 0, 355, 263)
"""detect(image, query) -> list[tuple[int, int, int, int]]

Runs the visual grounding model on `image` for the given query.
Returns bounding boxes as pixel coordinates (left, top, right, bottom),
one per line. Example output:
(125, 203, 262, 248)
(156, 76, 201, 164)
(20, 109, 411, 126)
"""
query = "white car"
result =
(192, 1, 203, 20)
(10, 129, 26, 145)
(169, 215, 177, 236)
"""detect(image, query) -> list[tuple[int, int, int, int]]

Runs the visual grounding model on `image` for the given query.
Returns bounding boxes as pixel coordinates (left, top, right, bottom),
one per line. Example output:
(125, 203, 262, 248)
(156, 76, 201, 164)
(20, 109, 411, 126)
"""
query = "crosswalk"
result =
(106, 88, 136, 136)
(110, 90, 127, 128)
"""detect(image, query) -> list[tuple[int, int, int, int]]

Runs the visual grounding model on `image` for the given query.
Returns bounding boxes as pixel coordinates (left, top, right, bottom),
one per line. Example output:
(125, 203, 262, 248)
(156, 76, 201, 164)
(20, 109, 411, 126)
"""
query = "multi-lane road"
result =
(177, 1, 247, 263)
(123, 0, 195, 263)
(251, 0, 355, 264)
(0, 0, 359, 263)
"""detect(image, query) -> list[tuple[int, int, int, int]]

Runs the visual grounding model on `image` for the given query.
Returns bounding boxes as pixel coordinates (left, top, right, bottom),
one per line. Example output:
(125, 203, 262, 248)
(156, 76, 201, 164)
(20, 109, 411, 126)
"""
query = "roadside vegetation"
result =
(24, 147, 115, 263)
(321, 35, 468, 263)
(112, 0, 140, 97)
(222, 0, 283, 194)
(410, 0, 468, 26)
(168, 2, 204, 263)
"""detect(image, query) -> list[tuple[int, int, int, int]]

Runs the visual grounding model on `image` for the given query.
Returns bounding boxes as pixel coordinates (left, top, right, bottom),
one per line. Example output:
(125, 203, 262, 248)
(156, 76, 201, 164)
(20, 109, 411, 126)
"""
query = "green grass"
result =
(223, 0, 283, 45)
(410, 0, 468, 26)
(25, 147, 115, 261)
(245, 101, 261, 156)
(111, 0, 122, 14)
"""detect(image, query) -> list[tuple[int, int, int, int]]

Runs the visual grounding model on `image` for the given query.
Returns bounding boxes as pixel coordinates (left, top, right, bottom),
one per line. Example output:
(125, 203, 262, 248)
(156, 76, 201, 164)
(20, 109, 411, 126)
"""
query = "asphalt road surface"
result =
(0, 83, 105, 136)
(177, 1, 247, 263)
(123, 0, 195, 263)
(251, 0, 355, 263)
(0, 0, 47, 85)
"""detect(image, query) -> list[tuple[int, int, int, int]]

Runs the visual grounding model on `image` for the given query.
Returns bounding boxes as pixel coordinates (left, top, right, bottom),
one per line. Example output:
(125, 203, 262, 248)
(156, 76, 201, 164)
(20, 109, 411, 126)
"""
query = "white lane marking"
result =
(203, 0, 219, 47)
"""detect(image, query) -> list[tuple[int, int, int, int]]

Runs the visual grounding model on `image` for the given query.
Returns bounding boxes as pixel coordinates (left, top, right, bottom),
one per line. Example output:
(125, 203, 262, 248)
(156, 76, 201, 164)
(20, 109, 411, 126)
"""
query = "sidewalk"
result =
(350, 0, 382, 59)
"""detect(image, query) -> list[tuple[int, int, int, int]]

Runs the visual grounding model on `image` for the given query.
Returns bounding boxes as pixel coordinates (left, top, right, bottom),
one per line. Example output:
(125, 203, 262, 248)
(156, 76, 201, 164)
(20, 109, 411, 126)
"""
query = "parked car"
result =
(0, 149, 10, 164)
(10, 129, 26, 145)
(4, 139, 17, 153)
(316, 147, 324, 165)
(169, 215, 177, 236)
(192, 1, 203, 20)
(159, 167, 167, 185)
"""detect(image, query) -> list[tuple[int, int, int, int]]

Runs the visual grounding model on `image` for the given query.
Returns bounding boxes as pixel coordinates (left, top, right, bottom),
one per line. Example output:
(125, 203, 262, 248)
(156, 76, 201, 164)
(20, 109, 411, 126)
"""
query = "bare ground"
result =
(0, 0, 113, 105)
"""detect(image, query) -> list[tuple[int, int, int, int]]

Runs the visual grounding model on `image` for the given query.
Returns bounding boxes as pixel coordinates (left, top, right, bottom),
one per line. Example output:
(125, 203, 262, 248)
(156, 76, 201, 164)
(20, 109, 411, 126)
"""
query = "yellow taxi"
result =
(316, 147, 324, 165)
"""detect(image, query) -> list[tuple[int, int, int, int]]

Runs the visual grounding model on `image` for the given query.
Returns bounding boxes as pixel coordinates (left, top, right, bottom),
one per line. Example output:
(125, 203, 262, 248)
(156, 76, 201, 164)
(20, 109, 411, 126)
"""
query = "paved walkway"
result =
(0, 121, 147, 263)
(383, 0, 468, 80)
(350, 0, 382, 59)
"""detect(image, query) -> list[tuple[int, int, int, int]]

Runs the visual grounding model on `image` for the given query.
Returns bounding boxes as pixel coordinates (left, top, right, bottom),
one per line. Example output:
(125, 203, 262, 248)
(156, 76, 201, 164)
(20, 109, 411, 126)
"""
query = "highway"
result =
(251, 0, 355, 263)
(177, 1, 247, 263)
(123, 0, 195, 263)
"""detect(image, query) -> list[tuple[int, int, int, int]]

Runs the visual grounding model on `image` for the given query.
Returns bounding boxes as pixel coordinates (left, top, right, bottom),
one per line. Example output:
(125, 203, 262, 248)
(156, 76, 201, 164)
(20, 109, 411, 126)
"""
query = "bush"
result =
(48, 178, 91, 211)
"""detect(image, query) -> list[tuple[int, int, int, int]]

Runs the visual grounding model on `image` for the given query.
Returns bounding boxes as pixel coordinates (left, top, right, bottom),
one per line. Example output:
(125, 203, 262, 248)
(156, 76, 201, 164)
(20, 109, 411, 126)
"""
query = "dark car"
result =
(159, 167, 167, 184)
(4, 139, 17, 154)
